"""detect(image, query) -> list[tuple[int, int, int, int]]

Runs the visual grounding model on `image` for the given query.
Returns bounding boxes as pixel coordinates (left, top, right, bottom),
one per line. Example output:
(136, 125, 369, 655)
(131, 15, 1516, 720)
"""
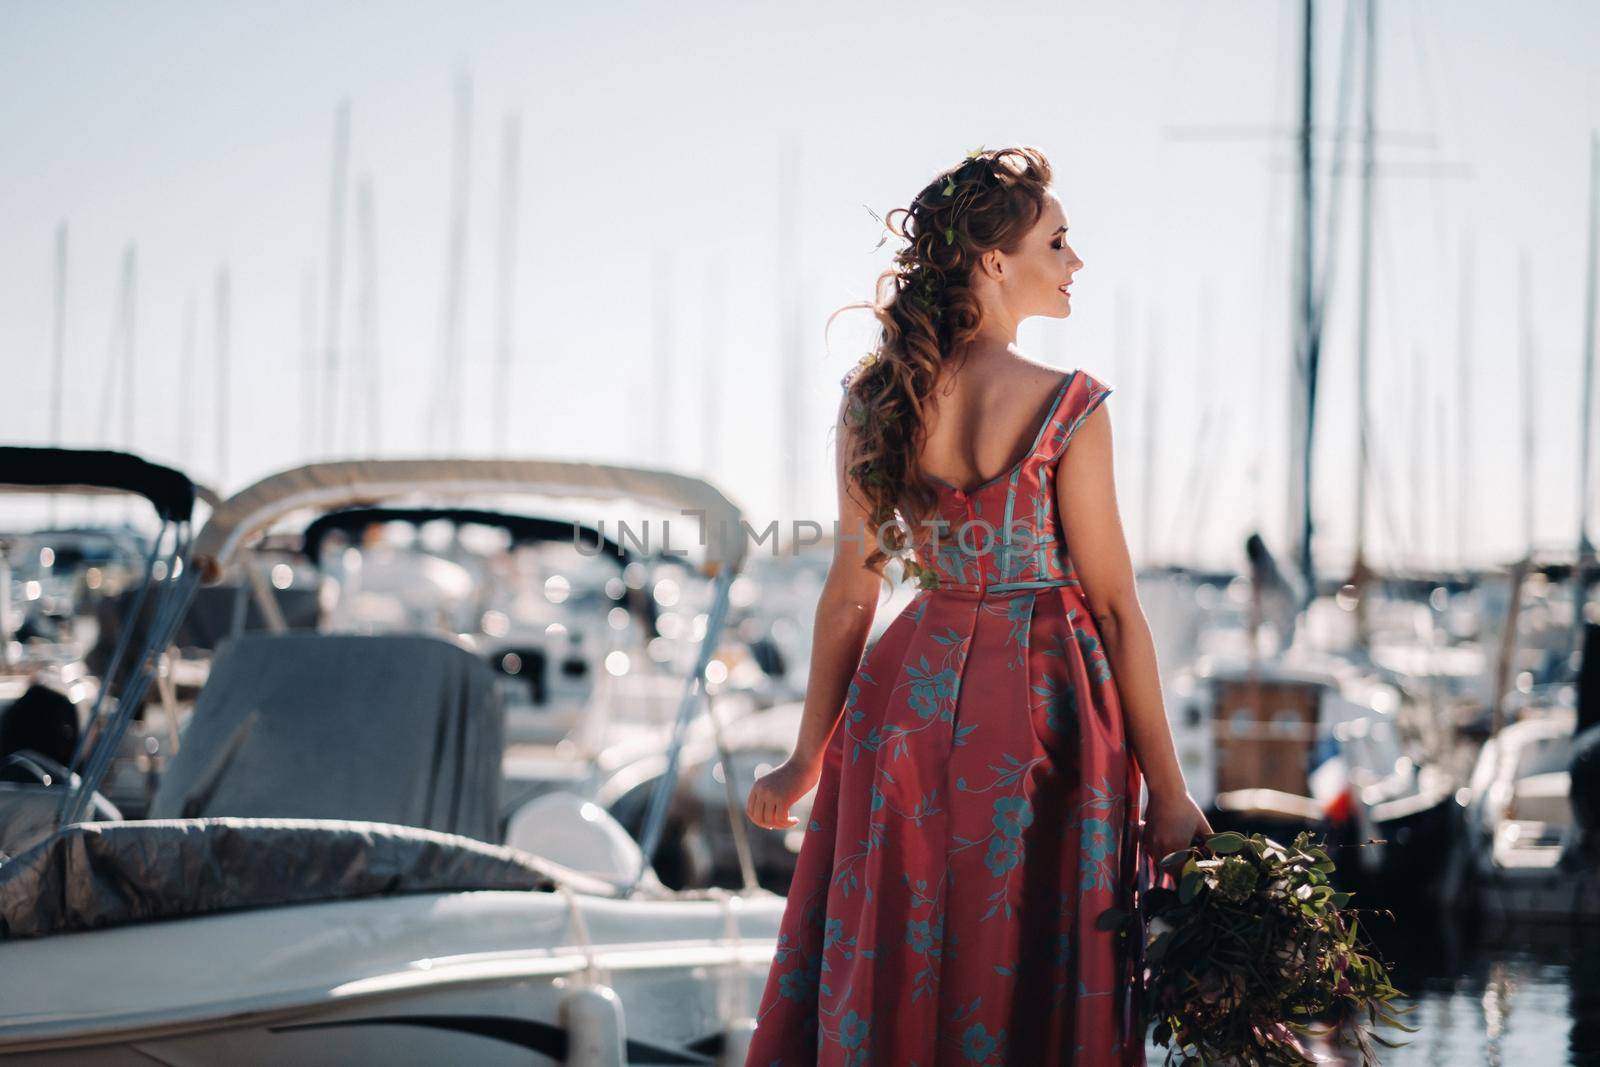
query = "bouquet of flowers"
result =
(1103, 830, 1415, 1066)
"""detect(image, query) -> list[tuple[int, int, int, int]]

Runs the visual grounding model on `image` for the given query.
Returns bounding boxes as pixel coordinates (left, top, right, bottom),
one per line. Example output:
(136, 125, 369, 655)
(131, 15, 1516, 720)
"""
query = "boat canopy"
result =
(0, 446, 197, 522)
(194, 459, 748, 582)
(0, 447, 205, 828)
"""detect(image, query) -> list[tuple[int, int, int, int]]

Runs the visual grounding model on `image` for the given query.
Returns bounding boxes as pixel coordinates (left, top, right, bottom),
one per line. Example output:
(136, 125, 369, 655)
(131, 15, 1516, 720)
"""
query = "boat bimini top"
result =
(0, 447, 202, 837)
(188, 458, 751, 896)
(193, 458, 748, 585)
(0, 447, 197, 523)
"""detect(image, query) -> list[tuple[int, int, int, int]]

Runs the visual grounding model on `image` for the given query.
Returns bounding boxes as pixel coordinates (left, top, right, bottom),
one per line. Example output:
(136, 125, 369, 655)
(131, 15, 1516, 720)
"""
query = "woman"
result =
(742, 146, 1209, 1065)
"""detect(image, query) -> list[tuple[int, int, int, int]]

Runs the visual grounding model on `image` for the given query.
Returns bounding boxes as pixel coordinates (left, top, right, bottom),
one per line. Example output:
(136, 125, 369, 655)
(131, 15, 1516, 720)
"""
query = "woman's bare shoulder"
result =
(940, 352, 1065, 396)
(1006, 352, 1074, 385)
(1006, 358, 1075, 407)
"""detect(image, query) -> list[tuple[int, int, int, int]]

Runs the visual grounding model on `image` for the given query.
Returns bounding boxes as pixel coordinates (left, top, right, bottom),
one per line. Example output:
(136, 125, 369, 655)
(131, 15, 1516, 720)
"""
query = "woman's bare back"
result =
(918, 356, 1075, 494)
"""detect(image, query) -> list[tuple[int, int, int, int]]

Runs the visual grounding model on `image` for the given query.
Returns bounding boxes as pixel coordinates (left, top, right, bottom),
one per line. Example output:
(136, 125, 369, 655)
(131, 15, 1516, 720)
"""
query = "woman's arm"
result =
(1054, 400, 1211, 858)
(745, 391, 886, 830)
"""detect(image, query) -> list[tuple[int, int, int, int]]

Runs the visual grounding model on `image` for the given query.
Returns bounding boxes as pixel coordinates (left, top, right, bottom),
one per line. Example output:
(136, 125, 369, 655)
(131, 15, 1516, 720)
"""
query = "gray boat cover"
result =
(0, 817, 618, 939)
(148, 632, 504, 843)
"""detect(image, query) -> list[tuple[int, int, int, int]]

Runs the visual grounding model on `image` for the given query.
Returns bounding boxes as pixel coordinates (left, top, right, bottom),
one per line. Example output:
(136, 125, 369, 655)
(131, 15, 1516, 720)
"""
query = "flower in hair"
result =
(903, 272, 941, 319)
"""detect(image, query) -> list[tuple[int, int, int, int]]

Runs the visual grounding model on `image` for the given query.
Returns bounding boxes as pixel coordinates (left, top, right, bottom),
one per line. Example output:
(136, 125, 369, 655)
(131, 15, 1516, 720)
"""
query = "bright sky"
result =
(2, 0, 1597, 575)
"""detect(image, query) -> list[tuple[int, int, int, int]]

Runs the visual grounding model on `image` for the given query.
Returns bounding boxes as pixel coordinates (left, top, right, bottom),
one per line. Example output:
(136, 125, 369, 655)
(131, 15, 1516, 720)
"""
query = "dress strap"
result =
(1035, 368, 1114, 464)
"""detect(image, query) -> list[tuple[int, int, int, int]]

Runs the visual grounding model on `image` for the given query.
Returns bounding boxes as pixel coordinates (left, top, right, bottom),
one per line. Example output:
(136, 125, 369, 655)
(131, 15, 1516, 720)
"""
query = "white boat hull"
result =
(0, 887, 785, 1064)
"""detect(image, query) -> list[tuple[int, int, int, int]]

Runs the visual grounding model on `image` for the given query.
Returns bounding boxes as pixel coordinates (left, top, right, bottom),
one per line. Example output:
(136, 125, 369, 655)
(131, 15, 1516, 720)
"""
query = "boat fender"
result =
(560, 984, 626, 1067)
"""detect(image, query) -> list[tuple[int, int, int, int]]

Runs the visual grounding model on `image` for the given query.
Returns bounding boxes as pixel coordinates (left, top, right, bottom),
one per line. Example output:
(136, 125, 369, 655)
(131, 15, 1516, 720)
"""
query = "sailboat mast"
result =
(1290, 0, 1318, 605)
(122, 245, 138, 450)
(1141, 311, 1160, 565)
(492, 112, 524, 454)
(300, 268, 319, 459)
(1519, 250, 1537, 558)
(1352, 0, 1376, 645)
(50, 224, 67, 445)
(1458, 238, 1474, 573)
(95, 246, 134, 447)
(179, 293, 196, 467)
(1409, 342, 1425, 572)
(46, 223, 68, 528)
(702, 260, 724, 477)
(778, 135, 803, 524)
(493, 113, 521, 454)
(215, 265, 231, 488)
(1576, 132, 1600, 658)
(321, 100, 351, 458)
(435, 72, 472, 452)
(1172, 284, 1216, 567)
(653, 247, 674, 463)
(356, 176, 380, 455)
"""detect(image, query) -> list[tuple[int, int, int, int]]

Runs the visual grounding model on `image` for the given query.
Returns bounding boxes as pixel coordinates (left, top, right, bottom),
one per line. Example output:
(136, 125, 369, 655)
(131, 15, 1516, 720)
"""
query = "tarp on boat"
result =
(148, 631, 504, 843)
(0, 816, 618, 939)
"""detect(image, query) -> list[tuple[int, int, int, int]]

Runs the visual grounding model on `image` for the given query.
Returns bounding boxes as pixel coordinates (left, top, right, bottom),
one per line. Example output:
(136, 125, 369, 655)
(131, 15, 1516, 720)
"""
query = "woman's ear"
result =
(978, 247, 1004, 283)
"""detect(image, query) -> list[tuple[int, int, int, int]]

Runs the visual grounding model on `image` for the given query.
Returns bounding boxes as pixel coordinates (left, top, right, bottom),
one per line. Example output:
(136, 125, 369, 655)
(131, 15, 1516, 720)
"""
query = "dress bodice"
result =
(910, 368, 1114, 594)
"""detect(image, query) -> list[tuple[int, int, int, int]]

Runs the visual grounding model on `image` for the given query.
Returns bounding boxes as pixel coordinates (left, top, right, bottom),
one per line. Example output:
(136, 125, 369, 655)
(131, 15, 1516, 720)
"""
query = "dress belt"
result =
(927, 575, 1078, 596)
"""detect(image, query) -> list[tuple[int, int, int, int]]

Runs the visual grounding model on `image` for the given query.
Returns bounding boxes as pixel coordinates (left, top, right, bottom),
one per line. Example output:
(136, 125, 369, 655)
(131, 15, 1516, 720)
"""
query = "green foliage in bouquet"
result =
(1102, 830, 1416, 1066)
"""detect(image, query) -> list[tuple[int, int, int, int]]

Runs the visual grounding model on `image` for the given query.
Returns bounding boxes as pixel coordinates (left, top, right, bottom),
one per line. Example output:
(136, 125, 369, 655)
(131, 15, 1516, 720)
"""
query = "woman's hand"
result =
(1142, 789, 1214, 865)
(745, 755, 823, 831)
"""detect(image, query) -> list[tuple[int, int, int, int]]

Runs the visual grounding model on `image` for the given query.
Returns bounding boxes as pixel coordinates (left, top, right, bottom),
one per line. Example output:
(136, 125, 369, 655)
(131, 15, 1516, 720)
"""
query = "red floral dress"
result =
(745, 369, 1149, 1066)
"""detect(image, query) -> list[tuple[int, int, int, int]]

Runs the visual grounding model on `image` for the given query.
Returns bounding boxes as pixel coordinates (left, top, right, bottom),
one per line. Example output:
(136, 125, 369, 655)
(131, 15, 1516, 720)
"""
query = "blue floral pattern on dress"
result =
(747, 369, 1139, 1065)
